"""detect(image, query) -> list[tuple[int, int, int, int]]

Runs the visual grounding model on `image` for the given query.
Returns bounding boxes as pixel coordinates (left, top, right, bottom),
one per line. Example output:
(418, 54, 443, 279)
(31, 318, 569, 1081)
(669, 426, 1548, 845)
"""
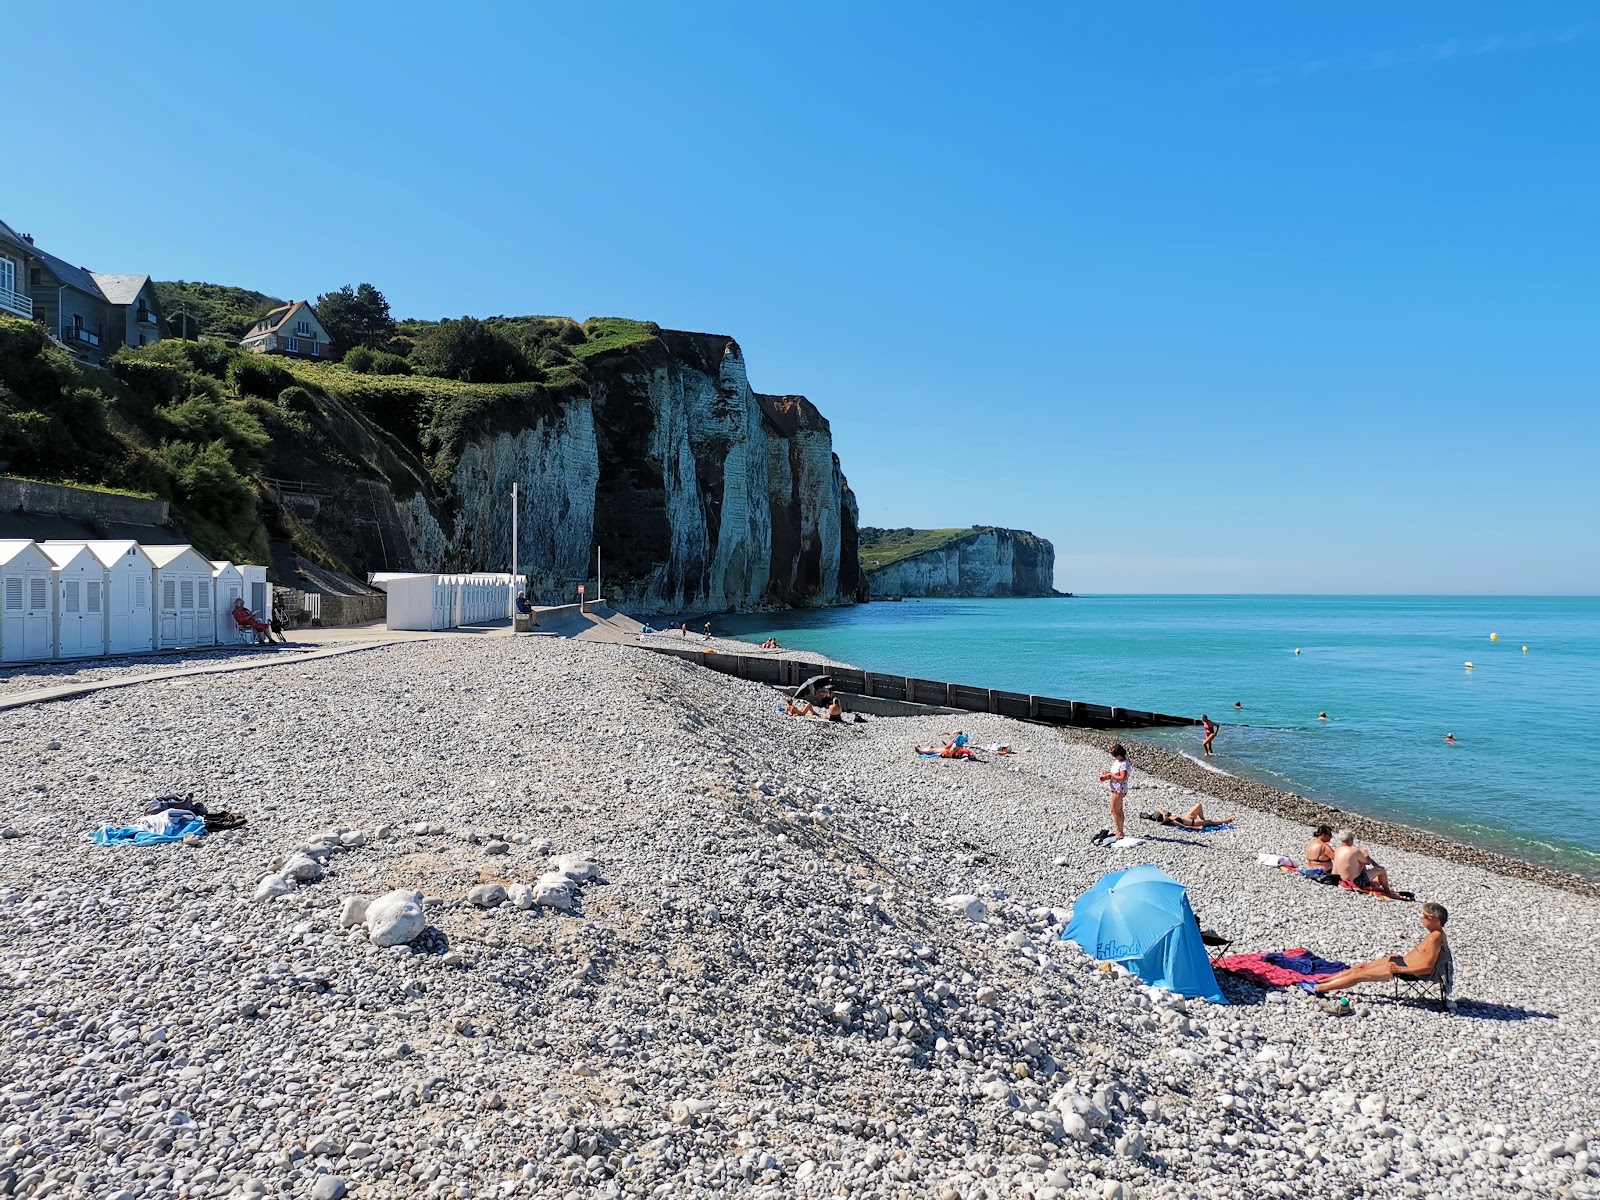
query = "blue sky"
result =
(9, 3, 1598, 593)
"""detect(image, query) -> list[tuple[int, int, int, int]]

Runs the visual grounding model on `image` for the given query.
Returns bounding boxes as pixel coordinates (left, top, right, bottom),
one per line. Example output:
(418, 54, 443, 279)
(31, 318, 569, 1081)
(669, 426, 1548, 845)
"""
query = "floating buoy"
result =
(1464, 661, 1474, 669)
(1490, 632, 1498, 642)
(1522, 645, 1528, 653)
(1294, 648, 1301, 655)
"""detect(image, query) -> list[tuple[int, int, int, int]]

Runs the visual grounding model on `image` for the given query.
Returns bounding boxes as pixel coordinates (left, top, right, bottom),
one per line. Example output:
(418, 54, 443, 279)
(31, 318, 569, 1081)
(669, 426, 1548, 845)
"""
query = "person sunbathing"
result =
(914, 740, 974, 759)
(1304, 902, 1448, 995)
(784, 698, 820, 718)
(1143, 801, 1233, 829)
(1332, 830, 1397, 896)
(759, 637, 780, 649)
(1304, 824, 1335, 873)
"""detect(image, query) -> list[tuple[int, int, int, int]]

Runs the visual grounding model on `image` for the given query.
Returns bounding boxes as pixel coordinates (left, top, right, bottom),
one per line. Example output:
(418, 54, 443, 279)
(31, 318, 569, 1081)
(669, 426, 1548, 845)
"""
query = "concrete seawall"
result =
(0, 476, 170, 527)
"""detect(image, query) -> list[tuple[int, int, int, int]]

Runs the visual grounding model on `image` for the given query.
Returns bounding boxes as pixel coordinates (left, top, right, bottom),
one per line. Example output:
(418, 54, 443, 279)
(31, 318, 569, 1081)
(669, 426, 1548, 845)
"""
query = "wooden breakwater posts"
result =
(640, 645, 1198, 731)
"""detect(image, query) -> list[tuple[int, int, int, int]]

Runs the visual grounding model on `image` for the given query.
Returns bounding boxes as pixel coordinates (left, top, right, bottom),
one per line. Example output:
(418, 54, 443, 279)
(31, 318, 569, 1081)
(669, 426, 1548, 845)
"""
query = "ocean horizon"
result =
(718, 594, 1600, 877)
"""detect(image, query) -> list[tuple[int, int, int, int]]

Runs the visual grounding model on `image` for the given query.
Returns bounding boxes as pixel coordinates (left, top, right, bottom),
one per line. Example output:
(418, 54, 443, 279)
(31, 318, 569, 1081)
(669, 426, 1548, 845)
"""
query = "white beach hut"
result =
(78, 541, 155, 656)
(238, 564, 271, 625)
(0, 540, 56, 663)
(211, 560, 246, 644)
(147, 545, 217, 649)
(39, 542, 105, 659)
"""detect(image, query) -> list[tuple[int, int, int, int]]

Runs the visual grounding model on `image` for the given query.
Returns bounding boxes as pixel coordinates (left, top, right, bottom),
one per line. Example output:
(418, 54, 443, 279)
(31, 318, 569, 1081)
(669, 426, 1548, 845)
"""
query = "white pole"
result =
(597, 546, 602, 606)
(510, 481, 519, 619)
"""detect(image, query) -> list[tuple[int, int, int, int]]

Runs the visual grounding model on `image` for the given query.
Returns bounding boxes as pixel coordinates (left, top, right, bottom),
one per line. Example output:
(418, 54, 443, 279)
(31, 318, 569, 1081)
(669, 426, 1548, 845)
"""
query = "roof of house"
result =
(30, 247, 107, 301)
(246, 300, 318, 337)
(0, 539, 49, 567)
(90, 273, 153, 305)
(59, 540, 154, 567)
(0, 218, 32, 256)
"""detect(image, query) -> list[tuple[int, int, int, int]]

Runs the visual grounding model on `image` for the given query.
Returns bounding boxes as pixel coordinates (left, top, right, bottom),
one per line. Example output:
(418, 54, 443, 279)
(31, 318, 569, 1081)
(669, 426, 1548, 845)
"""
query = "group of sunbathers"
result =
(1302, 823, 1412, 898)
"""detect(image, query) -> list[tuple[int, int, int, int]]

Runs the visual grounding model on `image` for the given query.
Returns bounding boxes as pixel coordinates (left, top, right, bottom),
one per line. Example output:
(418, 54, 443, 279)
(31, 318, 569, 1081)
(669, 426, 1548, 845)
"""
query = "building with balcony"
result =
(0, 216, 162, 364)
(90, 274, 163, 351)
(239, 300, 333, 360)
(0, 219, 35, 320)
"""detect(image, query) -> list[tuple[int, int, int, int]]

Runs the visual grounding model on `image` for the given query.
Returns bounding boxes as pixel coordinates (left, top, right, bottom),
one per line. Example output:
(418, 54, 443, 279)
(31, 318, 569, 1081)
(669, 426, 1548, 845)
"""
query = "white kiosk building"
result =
(147, 545, 217, 649)
(40, 542, 105, 659)
(0, 540, 55, 663)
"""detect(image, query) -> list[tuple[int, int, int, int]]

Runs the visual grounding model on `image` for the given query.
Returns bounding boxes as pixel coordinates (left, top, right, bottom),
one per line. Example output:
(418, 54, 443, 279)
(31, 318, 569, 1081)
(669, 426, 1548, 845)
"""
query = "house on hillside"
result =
(239, 301, 333, 359)
(0, 220, 35, 321)
(91, 274, 163, 350)
(0, 216, 162, 363)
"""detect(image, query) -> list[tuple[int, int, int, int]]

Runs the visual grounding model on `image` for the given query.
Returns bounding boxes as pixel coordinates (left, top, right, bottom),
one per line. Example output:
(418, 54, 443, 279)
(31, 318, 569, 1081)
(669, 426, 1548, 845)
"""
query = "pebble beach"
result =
(2, 633, 1598, 1200)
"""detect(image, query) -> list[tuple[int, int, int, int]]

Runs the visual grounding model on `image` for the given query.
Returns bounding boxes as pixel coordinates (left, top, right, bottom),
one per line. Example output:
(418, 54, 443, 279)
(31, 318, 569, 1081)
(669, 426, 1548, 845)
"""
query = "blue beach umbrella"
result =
(1062, 865, 1226, 1003)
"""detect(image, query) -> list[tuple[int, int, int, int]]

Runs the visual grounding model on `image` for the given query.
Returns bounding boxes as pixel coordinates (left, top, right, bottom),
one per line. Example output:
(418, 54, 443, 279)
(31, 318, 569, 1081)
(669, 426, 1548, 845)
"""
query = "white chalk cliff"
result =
(864, 527, 1056, 598)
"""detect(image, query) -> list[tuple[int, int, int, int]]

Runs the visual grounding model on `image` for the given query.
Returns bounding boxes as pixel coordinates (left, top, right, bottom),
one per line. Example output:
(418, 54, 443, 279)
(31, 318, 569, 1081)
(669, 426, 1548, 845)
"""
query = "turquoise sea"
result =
(718, 597, 1600, 877)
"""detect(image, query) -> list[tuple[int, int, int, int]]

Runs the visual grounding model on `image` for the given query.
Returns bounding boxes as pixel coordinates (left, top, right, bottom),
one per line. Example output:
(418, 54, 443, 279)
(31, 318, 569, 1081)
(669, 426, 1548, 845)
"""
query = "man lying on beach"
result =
(914, 734, 975, 758)
(1332, 830, 1399, 896)
(1301, 902, 1448, 996)
(1141, 801, 1234, 830)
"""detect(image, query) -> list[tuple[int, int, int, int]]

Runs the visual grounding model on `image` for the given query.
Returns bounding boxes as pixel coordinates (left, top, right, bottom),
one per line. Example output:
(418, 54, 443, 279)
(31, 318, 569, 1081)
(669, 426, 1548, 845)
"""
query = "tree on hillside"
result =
(314, 283, 395, 353)
(414, 317, 536, 383)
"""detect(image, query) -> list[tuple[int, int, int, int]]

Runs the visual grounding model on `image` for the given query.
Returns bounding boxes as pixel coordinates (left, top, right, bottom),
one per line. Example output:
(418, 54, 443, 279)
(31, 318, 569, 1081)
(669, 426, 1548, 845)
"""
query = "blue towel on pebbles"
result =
(90, 812, 207, 847)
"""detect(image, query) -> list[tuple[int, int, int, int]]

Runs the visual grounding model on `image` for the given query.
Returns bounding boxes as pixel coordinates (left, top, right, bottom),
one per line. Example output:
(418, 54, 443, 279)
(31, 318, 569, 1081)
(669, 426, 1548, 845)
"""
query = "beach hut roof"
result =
(145, 544, 210, 568)
(38, 542, 98, 569)
(0, 540, 47, 568)
(73, 540, 154, 567)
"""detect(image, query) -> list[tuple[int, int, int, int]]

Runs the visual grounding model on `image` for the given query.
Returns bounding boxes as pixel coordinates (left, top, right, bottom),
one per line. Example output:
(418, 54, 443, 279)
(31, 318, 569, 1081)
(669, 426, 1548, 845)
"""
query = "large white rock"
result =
(254, 874, 293, 902)
(281, 853, 325, 884)
(365, 890, 425, 946)
(338, 896, 369, 928)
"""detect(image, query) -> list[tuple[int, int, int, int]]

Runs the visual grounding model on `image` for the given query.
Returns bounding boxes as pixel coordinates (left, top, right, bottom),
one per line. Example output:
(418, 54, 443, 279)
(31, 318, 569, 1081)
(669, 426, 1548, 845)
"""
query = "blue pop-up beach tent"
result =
(1062, 864, 1226, 1003)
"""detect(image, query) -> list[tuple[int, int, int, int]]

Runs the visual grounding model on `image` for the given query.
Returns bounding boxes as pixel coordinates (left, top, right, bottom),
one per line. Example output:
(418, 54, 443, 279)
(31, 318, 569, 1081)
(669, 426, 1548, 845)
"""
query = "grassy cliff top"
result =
(859, 525, 1050, 572)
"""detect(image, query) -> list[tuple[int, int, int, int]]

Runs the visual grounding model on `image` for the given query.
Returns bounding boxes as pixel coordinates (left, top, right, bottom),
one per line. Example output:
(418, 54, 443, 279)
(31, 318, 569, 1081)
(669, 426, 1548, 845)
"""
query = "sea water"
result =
(719, 596, 1600, 876)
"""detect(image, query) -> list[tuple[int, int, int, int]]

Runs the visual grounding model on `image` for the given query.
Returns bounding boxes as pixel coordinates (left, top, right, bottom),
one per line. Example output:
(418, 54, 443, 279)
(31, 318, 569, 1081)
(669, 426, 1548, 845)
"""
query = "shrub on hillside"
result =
(414, 317, 535, 383)
(343, 346, 377, 373)
(227, 355, 294, 400)
(158, 438, 258, 534)
(277, 386, 319, 415)
(156, 393, 270, 470)
(345, 346, 412, 376)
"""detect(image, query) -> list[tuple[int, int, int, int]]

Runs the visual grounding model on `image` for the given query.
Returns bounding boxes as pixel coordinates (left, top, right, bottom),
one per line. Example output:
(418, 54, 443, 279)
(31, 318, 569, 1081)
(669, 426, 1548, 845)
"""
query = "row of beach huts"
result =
(0, 539, 270, 664)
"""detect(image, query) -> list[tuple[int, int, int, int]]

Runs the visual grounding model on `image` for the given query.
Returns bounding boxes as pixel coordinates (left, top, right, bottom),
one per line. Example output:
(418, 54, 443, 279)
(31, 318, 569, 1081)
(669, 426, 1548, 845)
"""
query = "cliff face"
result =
(397, 333, 862, 613)
(864, 527, 1055, 598)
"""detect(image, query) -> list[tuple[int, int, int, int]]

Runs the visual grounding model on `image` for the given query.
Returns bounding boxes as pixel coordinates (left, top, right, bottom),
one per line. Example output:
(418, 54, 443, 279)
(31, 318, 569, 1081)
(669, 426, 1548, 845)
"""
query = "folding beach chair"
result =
(1200, 928, 1234, 962)
(1393, 944, 1454, 1012)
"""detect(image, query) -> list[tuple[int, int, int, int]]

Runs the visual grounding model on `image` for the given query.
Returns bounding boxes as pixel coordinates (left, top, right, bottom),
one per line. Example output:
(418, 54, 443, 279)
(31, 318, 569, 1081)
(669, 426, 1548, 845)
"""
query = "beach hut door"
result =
(159, 576, 178, 644)
(179, 579, 197, 642)
(4, 572, 53, 660)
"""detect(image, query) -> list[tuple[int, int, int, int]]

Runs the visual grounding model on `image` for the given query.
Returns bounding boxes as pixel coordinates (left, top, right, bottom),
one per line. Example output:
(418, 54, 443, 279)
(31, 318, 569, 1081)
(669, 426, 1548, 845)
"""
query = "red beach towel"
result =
(1212, 947, 1348, 988)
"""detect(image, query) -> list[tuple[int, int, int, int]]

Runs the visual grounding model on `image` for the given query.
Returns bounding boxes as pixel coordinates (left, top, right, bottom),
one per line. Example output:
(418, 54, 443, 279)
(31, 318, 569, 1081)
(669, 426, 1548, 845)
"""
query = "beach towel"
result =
(1104, 836, 1146, 849)
(90, 810, 206, 847)
(1339, 879, 1411, 901)
(1213, 946, 1349, 989)
(974, 743, 1014, 754)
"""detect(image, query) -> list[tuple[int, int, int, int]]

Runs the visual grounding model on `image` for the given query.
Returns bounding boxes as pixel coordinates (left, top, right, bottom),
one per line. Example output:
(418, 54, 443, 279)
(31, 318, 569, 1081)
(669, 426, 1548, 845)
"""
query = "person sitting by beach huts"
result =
(1142, 801, 1234, 830)
(1332, 830, 1398, 896)
(1305, 824, 1336, 875)
(1302, 903, 1449, 996)
(230, 598, 278, 645)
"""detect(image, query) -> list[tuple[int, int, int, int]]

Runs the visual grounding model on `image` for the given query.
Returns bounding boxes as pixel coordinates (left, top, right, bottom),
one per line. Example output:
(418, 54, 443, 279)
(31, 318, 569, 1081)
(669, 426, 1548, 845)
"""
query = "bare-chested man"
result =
(1306, 902, 1448, 995)
(1332, 830, 1395, 896)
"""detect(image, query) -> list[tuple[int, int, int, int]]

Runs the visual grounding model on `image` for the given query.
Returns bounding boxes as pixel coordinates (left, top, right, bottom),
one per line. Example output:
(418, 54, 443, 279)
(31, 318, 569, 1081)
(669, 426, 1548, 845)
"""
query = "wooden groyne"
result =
(641, 645, 1197, 731)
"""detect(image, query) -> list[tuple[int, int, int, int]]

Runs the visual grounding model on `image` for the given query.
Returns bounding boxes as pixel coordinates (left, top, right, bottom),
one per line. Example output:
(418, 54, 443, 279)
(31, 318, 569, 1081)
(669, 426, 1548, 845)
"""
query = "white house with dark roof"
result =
(239, 300, 333, 360)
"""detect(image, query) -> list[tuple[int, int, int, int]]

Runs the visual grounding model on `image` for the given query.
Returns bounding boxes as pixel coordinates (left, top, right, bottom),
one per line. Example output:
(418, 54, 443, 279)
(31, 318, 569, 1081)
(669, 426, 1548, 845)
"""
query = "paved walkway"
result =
(0, 606, 644, 712)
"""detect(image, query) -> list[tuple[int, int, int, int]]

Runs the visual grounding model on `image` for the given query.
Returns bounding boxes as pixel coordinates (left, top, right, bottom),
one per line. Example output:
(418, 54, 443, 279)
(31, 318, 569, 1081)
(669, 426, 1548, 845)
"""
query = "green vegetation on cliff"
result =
(857, 527, 972, 572)
(153, 281, 284, 341)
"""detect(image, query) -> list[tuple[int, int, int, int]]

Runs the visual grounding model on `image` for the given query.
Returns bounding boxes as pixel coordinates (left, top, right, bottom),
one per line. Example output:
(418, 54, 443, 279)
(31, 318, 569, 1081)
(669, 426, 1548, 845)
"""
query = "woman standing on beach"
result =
(1201, 715, 1217, 757)
(1099, 744, 1131, 841)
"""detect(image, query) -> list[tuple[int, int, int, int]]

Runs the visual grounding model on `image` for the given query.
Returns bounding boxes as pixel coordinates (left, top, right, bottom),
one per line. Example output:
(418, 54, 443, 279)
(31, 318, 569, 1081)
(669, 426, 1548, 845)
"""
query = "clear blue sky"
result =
(9, 3, 1598, 593)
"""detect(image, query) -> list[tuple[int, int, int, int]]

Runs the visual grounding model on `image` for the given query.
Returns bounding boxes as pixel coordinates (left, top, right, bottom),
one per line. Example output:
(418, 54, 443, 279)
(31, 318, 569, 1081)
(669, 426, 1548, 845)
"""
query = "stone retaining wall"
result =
(0, 476, 170, 527)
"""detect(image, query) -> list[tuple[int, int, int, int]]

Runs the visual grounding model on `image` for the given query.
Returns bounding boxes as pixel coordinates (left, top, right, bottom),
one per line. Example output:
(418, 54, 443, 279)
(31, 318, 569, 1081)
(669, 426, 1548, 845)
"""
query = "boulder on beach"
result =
(365, 889, 426, 946)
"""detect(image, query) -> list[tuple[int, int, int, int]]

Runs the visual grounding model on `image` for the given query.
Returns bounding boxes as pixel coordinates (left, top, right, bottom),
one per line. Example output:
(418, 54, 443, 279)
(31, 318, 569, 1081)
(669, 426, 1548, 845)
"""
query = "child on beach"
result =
(1099, 744, 1131, 841)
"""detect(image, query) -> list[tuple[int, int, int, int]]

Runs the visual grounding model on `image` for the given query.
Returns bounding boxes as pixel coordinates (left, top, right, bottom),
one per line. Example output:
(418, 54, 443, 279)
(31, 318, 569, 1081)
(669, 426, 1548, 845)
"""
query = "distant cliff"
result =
(861, 526, 1056, 598)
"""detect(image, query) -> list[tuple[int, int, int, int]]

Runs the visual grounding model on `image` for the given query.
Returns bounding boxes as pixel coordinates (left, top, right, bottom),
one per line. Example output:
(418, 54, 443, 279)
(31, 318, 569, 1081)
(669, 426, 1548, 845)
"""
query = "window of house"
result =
(0, 258, 13, 293)
(30, 268, 41, 285)
(138, 335, 147, 347)
(296, 319, 311, 336)
(287, 337, 300, 354)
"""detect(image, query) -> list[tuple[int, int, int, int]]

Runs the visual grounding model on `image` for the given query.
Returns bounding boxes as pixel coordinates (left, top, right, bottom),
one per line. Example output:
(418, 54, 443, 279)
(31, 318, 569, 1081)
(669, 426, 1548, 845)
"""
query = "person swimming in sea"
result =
(1318, 712, 1329, 721)
(1234, 701, 1243, 710)
(1444, 732, 1456, 744)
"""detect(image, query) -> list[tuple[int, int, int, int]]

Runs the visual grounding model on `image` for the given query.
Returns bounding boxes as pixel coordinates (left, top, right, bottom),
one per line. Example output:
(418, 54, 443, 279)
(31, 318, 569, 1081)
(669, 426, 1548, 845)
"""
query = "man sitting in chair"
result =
(1303, 902, 1448, 996)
